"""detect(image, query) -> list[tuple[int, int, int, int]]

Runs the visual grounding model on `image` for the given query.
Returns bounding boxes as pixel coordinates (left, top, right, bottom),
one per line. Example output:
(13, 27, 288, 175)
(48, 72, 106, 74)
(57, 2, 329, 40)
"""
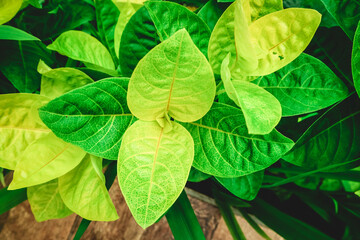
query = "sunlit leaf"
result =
(253, 53, 349, 116)
(352, 21, 360, 98)
(127, 29, 215, 124)
(118, 120, 194, 228)
(0, 25, 40, 41)
(249, 0, 283, 21)
(0, 0, 22, 25)
(182, 102, 294, 177)
(27, 179, 73, 222)
(39, 78, 134, 160)
(59, 154, 118, 221)
(47, 30, 115, 71)
(8, 133, 86, 190)
(0, 94, 51, 170)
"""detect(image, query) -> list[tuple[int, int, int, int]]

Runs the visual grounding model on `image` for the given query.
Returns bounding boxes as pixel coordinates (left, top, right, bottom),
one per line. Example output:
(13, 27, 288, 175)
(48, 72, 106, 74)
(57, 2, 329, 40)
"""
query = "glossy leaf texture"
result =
(8, 133, 86, 190)
(248, 8, 321, 76)
(0, 40, 55, 93)
(0, 25, 40, 41)
(249, 0, 283, 22)
(353, 21, 360, 98)
(127, 29, 215, 123)
(47, 30, 115, 71)
(27, 179, 73, 222)
(283, 94, 360, 170)
(320, 0, 360, 39)
(59, 154, 118, 221)
(0, 0, 22, 25)
(222, 53, 281, 135)
(0, 94, 51, 170)
(95, 0, 120, 65)
(182, 102, 294, 177)
(216, 170, 264, 201)
(119, 1, 211, 76)
(40, 67, 94, 99)
(118, 120, 194, 228)
(39, 78, 134, 160)
(253, 53, 349, 116)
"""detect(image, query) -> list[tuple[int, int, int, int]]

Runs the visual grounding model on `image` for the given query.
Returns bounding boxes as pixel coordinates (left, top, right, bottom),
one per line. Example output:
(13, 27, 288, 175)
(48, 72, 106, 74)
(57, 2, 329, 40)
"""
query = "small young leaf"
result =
(27, 179, 73, 222)
(182, 102, 294, 177)
(8, 133, 86, 190)
(253, 53, 349, 116)
(352, 21, 360, 98)
(47, 30, 115, 71)
(0, 25, 40, 41)
(59, 154, 118, 221)
(39, 78, 134, 160)
(0, 94, 51, 170)
(127, 29, 215, 123)
(118, 120, 194, 228)
(0, 0, 22, 25)
(221, 53, 282, 135)
(216, 170, 264, 201)
(40, 67, 94, 99)
(248, 8, 321, 76)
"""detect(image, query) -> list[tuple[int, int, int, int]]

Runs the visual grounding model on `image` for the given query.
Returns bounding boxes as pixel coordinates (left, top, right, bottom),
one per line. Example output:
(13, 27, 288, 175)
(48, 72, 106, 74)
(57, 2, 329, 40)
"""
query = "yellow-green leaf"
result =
(127, 29, 215, 123)
(118, 120, 194, 228)
(221, 53, 281, 135)
(249, 0, 283, 22)
(248, 8, 321, 76)
(0, 94, 51, 170)
(0, 0, 22, 25)
(27, 179, 73, 222)
(59, 154, 118, 221)
(8, 133, 86, 190)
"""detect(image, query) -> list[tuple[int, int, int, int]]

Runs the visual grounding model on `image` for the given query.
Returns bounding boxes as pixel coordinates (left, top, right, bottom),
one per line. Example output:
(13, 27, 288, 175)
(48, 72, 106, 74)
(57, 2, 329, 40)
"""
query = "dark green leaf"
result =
(188, 167, 211, 182)
(352, 21, 360, 98)
(0, 187, 27, 215)
(197, 0, 228, 31)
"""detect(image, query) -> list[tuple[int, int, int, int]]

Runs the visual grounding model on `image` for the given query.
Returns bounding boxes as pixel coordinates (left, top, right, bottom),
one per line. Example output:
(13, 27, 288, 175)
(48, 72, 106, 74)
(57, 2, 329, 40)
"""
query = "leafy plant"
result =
(0, 0, 359, 239)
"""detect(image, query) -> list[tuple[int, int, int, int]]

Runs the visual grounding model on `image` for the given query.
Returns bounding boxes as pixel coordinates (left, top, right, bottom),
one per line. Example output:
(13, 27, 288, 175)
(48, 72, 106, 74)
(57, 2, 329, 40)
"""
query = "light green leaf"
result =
(249, 0, 283, 21)
(47, 30, 115, 71)
(59, 154, 118, 221)
(221, 53, 281, 135)
(182, 102, 294, 177)
(0, 94, 51, 170)
(283, 94, 360, 170)
(248, 8, 321, 76)
(39, 78, 134, 160)
(0, 0, 22, 25)
(8, 133, 86, 190)
(127, 29, 215, 124)
(356, 190, 360, 197)
(216, 170, 264, 201)
(118, 120, 194, 228)
(40, 67, 94, 99)
(253, 53, 349, 116)
(352, 21, 360, 98)
(0, 25, 40, 41)
(27, 179, 73, 222)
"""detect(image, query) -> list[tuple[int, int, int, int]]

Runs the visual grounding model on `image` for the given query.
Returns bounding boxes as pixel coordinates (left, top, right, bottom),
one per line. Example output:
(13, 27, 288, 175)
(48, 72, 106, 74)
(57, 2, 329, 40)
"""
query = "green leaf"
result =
(320, 0, 360, 39)
(248, 0, 283, 21)
(118, 120, 194, 228)
(39, 78, 134, 160)
(248, 8, 321, 76)
(221, 53, 281, 134)
(25, 0, 45, 8)
(182, 102, 294, 177)
(0, 0, 22, 25)
(188, 167, 211, 182)
(8, 133, 86, 190)
(40, 67, 94, 99)
(47, 30, 115, 71)
(239, 210, 272, 240)
(95, 0, 120, 66)
(0, 25, 40, 41)
(166, 190, 206, 240)
(352, 21, 360, 98)
(127, 29, 215, 124)
(197, 0, 228, 31)
(0, 94, 51, 170)
(27, 179, 73, 222)
(0, 40, 55, 93)
(0, 187, 27, 215)
(119, 2, 211, 76)
(216, 170, 264, 201)
(283, 94, 360, 170)
(356, 190, 360, 197)
(59, 154, 118, 221)
(252, 53, 349, 116)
